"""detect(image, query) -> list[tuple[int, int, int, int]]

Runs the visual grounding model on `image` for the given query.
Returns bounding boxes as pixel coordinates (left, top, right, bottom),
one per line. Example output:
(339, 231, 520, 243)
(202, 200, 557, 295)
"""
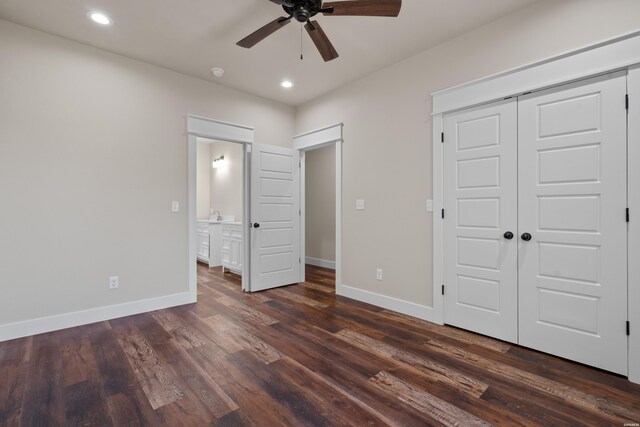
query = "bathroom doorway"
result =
(196, 138, 245, 291)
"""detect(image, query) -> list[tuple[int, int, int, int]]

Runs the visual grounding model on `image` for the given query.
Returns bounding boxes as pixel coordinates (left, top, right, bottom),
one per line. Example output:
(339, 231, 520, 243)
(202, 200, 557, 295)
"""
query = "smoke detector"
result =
(210, 67, 225, 78)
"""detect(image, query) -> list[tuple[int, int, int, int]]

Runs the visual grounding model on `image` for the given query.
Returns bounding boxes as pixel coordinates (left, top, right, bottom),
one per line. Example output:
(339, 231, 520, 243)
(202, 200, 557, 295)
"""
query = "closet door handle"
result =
(521, 233, 532, 241)
(253, 223, 260, 229)
(503, 231, 514, 240)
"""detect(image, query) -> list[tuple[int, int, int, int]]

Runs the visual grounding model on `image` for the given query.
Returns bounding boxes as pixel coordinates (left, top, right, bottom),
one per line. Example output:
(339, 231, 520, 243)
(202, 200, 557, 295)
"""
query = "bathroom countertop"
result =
(197, 216, 237, 224)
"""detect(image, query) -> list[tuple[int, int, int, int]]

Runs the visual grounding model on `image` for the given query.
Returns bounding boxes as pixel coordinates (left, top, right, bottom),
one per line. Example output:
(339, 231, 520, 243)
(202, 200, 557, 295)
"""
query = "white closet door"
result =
(443, 99, 518, 343)
(518, 72, 628, 375)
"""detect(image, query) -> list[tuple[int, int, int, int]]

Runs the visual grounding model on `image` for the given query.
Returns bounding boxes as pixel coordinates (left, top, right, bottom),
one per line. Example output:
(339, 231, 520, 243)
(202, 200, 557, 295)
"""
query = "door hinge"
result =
(627, 321, 630, 336)
(299, 257, 301, 263)
(627, 208, 630, 223)
(299, 209, 301, 216)
(441, 132, 444, 143)
(441, 209, 445, 219)
(626, 94, 629, 111)
(442, 284, 445, 295)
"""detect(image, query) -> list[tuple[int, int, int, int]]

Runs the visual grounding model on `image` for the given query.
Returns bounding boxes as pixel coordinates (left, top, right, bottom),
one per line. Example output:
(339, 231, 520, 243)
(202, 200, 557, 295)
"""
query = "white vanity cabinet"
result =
(221, 223, 243, 275)
(196, 220, 224, 267)
(208, 223, 222, 267)
(196, 220, 210, 263)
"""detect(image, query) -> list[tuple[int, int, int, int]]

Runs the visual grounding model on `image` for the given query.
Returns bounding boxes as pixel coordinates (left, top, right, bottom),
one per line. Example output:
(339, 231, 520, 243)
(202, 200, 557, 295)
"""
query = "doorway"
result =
(295, 123, 343, 293)
(196, 137, 245, 292)
(303, 144, 337, 290)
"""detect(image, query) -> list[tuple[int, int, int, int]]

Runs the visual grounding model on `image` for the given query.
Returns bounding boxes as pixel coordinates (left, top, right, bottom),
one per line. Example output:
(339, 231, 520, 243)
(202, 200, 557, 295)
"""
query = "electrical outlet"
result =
(171, 201, 180, 212)
(356, 199, 365, 210)
(376, 269, 383, 281)
(109, 276, 119, 289)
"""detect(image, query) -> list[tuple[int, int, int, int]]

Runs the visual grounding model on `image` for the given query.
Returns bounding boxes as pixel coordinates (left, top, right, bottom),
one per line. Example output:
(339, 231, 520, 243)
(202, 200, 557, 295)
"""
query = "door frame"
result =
(294, 123, 343, 292)
(187, 114, 253, 300)
(432, 31, 640, 383)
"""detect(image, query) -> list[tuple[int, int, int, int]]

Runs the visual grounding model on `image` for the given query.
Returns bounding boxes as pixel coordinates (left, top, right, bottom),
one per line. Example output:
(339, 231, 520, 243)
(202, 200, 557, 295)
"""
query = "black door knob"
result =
(521, 233, 532, 241)
(503, 231, 514, 240)
(253, 223, 260, 228)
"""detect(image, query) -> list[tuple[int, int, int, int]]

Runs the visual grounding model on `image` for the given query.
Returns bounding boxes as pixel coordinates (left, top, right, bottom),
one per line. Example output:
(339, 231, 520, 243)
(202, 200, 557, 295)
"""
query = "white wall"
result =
(196, 142, 211, 219)
(305, 144, 336, 262)
(295, 0, 640, 308)
(0, 19, 295, 331)
(209, 140, 243, 220)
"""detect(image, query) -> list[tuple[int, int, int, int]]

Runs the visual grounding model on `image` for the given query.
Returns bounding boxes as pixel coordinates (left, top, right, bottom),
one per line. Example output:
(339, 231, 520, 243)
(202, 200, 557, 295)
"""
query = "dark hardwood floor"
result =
(1, 264, 639, 426)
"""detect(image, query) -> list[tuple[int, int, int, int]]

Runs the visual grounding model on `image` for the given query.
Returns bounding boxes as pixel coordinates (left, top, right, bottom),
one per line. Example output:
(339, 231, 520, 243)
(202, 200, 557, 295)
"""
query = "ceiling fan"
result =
(237, 0, 402, 62)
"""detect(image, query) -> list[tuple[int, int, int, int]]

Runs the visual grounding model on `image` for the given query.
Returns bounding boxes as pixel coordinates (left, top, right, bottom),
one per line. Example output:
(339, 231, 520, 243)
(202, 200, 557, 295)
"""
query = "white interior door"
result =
(443, 99, 518, 343)
(518, 72, 628, 375)
(250, 143, 301, 292)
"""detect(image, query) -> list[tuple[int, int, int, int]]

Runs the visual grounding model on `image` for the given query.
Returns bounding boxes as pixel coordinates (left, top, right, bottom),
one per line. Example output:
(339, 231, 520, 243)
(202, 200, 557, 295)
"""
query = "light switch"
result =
(356, 199, 365, 210)
(426, 199, 433, 212)
(172, 201, 180, 213)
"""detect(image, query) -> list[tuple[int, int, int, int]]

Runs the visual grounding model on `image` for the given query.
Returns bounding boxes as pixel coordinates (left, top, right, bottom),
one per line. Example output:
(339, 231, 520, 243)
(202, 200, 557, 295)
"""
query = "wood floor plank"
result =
(334, 328, 488, 398)
(369, 371, 492, 427)
(60, 334, 101, 388)
(205, 314, 282, 364)
(387, 366, 535, 427)
(19, 332, 66, 427)
(89, 327, 161, 425)
(114, 325, 184, 410)
(425, 338, 639, 424)
(301, 281, 335, 293)
(229, 349, 340, 426)
(187, 345, 302, 426)
(5, 264, 640, 426)
(63, 380, 113, 426)
(378, 309, 511, 353)
(277, 356, 401, 427)
(379, 331, 613, 426)
(269, 287, 329, 309)
(0, 337, 31, 426)
(151, 338, 238, 423)
(215, 295, 279, 326)
(246, 322, 442, 425)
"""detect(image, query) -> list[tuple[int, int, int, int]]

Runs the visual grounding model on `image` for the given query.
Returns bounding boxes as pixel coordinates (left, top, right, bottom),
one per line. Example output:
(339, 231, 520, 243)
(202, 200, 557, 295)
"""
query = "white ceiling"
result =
(0, 0, 538, 106)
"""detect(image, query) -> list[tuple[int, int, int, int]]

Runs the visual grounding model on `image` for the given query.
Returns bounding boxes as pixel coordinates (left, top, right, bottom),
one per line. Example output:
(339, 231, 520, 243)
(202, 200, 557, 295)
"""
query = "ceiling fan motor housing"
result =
(284, 0, 322, 22)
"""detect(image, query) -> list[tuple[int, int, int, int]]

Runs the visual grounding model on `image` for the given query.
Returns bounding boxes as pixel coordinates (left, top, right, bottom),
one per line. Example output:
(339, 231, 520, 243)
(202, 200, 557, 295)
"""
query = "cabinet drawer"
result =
(196, 223, 209, 234)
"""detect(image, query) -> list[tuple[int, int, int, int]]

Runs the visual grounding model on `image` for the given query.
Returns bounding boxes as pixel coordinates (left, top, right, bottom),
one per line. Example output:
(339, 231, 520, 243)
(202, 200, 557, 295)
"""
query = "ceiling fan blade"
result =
(269, 0, 295, 5)
(322, 0, 401, 17)
(237, 17, 291, 48)
(305, 20, 339, 62)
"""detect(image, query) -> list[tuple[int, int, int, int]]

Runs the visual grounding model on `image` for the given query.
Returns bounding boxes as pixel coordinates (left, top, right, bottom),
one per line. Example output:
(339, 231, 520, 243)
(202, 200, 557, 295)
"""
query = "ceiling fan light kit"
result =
(237, 0, 401, 62)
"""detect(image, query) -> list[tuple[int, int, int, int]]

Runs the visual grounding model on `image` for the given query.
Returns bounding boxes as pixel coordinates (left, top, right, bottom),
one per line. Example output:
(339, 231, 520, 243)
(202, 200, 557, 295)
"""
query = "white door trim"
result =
(432, 114, 444, 325)
(432, 35, 640, 384)
(628, 65, 640, 384)
(187, 115, 254, 299)
(432, 30, 640, 115)
(294, 123, 343, 293)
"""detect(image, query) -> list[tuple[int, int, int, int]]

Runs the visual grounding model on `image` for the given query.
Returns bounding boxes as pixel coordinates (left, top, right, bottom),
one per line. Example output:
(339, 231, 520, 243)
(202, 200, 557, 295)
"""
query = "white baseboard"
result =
(0, 292, 194, 342)
(337, 284, 434, 322)
(305, 257, 336, 270)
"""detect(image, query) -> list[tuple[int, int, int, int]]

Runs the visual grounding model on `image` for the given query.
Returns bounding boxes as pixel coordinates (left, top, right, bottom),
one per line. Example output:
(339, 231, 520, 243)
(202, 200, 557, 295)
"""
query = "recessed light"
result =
(211, 67, 225, 78)
(281, 80, 293, 88)
(89, 12, 111, 26)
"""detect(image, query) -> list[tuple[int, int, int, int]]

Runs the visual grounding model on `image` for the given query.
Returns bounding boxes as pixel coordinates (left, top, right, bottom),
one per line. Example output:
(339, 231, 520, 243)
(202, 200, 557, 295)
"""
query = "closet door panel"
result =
(518, 72, 628, 375)
(443, 99, 518, 343)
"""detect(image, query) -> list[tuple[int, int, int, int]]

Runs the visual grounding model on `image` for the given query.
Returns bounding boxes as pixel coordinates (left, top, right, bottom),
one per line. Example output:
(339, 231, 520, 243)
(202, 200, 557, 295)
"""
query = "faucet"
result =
(212, 210, 222, 221)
